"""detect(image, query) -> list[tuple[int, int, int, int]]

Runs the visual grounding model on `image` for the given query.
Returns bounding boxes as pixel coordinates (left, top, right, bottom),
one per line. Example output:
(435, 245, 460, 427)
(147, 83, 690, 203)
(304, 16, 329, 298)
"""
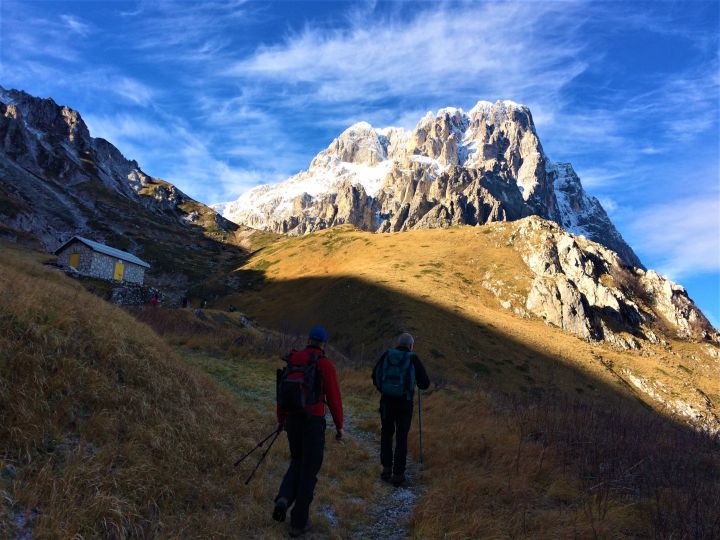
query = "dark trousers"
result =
(380, 397, 414, 475)
(277, 414, 326, 528)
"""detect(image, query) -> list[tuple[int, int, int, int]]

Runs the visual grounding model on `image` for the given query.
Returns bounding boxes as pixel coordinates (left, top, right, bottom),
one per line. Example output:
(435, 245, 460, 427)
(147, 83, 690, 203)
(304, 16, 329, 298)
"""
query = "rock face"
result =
(0, 86, 236, 252)
(502, 217, 718, 347)
(215, 101, 642, 268)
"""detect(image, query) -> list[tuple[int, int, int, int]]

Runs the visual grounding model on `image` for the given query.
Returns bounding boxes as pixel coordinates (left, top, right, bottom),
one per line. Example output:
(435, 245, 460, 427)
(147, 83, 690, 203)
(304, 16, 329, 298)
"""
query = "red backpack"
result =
(276, 349, 322, 413)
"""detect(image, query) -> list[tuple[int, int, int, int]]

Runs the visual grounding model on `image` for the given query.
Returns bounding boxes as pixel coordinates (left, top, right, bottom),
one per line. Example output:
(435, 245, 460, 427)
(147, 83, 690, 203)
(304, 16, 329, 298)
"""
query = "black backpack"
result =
(276, 350, 322, 413)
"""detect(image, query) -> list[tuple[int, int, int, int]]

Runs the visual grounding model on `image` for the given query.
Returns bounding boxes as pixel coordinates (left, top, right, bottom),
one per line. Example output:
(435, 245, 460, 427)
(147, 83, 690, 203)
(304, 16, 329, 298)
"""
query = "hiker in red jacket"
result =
(273, 326, 343, 537)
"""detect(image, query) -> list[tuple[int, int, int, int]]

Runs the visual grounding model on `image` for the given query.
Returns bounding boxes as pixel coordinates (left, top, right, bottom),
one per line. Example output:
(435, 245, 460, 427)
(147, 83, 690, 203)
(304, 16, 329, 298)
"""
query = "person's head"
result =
(397, 332, 414, 351)
(307, 325, 328, 349)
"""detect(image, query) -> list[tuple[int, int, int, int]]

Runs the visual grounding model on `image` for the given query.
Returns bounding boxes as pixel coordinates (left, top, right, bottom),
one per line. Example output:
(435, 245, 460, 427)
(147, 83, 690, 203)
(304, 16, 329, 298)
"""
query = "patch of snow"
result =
(0, 87, 16, 105)
(375, 126, 403, 137)
(408, 154, 443, 168)
(216, 157, 393, 224)
(550, 160, 593, 237)
(436, 106, 464, 117)
(346, 120, 374, 131)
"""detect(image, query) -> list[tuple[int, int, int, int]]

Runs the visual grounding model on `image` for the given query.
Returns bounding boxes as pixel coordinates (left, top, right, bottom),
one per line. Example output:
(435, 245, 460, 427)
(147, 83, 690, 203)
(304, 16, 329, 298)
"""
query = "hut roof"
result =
(55, 236, 151, 268)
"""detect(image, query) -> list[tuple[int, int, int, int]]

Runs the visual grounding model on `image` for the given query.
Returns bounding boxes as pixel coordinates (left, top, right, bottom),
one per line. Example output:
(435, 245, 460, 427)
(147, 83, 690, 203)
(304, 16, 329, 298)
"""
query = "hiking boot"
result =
(272, 497, 288, 522)
(391, 473, 406, 487)
(289, 518, 312, 537)
(381, 466, 392, 482)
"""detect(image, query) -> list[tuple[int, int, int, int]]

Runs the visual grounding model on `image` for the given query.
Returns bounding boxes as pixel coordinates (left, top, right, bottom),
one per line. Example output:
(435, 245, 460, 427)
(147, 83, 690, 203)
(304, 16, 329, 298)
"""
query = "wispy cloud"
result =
(60, 14, 92, 37)
(4, 60, 157, 107)
(217, 1, 717, 202)
(227, 3, 589, 106)
(84, 109, 288, 203)
(625, 194, 720, 279)
(3, 0, 718, 235)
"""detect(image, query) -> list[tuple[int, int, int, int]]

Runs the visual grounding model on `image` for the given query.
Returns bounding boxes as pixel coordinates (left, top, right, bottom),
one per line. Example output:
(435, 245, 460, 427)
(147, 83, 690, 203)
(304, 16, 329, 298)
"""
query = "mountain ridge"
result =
(214, 100, 642, 268)
(0, 85, 246, 289)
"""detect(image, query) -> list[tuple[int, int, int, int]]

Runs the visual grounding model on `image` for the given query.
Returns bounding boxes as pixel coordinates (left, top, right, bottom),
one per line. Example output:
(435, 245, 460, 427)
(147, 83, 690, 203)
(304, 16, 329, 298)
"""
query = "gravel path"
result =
(344, 411, 423, 540)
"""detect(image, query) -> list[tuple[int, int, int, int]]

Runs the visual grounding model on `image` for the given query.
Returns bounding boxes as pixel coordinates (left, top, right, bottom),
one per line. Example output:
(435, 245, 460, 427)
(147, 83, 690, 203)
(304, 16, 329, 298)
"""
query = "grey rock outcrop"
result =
(0, 86, 236, 252)
(505, 217, 718, 347)
(216, 100, 642, 268)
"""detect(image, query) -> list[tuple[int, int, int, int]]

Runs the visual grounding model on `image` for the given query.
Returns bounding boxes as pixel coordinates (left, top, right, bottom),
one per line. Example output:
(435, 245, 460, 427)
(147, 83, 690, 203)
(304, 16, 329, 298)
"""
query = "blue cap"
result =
(308, 325, 328, 342)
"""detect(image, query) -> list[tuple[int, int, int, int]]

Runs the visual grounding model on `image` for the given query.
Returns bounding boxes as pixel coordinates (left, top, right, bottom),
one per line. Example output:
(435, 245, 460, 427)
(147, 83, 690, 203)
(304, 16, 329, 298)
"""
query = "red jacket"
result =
(277, 346, 344, 430)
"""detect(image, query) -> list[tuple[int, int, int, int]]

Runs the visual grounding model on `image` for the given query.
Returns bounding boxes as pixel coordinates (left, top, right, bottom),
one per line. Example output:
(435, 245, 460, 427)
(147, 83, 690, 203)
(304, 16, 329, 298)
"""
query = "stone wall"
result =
(124, 263, 145, 285)
(57, 241, 145, 285)
(56, 241, 94, 274)
(89, 252, 145, 285)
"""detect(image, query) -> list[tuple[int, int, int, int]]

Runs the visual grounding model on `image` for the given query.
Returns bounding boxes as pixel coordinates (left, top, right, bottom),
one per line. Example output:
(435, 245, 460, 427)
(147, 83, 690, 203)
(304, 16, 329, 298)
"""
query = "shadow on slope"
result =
(0, 244, 293, 538)
(225, 273, 720, 538)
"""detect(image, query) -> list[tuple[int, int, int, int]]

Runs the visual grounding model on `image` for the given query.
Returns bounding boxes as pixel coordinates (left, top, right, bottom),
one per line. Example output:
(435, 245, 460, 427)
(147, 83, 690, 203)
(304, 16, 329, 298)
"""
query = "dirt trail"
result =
(342, 412, 423, 540)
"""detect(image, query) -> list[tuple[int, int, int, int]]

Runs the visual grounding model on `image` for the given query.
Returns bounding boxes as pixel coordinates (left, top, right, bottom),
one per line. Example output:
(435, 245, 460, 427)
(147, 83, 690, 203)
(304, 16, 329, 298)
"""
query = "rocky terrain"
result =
(214, 101, 642, 267)
(482, 217, 718, 348)
(0, 86, 241, 287)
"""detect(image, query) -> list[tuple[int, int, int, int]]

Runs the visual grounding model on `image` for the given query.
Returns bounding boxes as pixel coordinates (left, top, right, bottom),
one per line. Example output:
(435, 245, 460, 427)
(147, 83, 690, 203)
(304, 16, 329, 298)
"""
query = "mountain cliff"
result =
(0, 86, 242, 287)
(214, 101, 642, 267)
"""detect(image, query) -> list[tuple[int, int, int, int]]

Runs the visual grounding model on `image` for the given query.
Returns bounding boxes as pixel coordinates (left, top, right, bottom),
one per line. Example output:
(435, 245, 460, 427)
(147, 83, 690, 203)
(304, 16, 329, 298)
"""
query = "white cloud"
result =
(60, 14, 92, 36)
(84, 114, 169, 143)
(228, 3, 589, 106)
(598, 197, 619, 214)
(625, 195, 720, 279)
(83, 109, 285, 203)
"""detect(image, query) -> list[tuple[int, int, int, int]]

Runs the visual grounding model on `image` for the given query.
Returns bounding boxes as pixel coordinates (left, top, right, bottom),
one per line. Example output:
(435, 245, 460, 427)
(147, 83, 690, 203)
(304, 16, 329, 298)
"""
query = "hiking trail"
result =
(342, 411, 423, 540)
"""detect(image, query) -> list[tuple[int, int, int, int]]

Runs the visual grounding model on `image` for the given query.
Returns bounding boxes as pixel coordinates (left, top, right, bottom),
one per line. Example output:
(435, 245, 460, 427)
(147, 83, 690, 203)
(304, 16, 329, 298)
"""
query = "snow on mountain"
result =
(214, 99, 642, 267)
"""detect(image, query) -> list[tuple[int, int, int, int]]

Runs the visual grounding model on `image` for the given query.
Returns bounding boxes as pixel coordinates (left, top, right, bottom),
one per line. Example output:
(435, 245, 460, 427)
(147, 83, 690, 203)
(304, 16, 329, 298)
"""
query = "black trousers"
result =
(276, 414, 326, 528)
(380, 397, 414, 475)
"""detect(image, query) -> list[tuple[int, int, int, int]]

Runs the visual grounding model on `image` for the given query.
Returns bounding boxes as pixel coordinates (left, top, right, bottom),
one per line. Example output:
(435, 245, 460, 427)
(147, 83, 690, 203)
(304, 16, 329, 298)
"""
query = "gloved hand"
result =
(335, 429, 344, 441)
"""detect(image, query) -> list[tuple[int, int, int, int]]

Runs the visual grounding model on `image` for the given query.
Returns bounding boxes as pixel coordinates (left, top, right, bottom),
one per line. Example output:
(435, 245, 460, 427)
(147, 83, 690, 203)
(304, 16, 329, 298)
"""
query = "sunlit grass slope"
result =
(2, 231, 719, 539)
(217, 223, 720, 538)
(222, 224, 720, 412)
(0, 243, 253, 536)
(0, 243, 372, 538)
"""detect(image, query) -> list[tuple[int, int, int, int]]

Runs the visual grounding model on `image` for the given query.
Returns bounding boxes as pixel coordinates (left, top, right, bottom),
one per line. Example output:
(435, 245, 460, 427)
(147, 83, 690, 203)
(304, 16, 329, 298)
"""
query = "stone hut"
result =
(54, 236, 150, 285)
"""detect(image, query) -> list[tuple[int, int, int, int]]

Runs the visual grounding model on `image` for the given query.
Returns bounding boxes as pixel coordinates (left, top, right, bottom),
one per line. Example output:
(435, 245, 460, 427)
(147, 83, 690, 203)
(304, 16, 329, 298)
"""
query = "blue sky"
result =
(1, 0, 719, 325)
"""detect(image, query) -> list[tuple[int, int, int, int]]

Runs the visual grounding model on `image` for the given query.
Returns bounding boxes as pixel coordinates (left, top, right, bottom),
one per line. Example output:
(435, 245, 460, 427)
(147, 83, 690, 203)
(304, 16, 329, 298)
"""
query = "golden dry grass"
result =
(0, 243, 381, 538)
(222, 224, 720, 419)
(211, 223, 720, 538)
(2, 227, 720, 539)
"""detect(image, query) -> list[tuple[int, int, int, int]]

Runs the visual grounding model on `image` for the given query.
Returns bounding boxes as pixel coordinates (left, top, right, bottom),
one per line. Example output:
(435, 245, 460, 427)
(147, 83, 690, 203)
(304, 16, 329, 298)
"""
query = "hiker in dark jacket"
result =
(372, 332, 430, 486)
(273, 326, 344, 537)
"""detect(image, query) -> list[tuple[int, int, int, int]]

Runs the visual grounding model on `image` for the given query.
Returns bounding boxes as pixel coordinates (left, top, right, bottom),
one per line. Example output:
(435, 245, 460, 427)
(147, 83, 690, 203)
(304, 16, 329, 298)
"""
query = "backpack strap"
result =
(307, 351, 322, 404)
(403, 352, 415, 400)
(374, 351, 387, 391)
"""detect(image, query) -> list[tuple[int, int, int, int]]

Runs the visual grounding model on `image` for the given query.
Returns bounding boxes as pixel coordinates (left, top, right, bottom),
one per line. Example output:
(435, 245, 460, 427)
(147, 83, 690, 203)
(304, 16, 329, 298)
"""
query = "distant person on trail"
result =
(273, 326, 344, 537)
(150, 294, 158, 307)
(372, 332, 430, 487)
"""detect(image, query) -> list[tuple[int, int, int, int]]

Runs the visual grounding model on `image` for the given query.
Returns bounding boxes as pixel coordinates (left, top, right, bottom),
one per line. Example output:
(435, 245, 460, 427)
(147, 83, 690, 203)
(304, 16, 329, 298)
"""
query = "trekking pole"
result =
(244, 428, 282, 485)
(418, 390, 424, 466)
(233, 427, 280, 467)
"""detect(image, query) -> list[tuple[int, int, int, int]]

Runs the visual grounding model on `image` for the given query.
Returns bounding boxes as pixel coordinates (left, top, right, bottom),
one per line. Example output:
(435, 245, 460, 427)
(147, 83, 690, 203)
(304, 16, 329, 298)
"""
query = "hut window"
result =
(69, 253, 80, 269)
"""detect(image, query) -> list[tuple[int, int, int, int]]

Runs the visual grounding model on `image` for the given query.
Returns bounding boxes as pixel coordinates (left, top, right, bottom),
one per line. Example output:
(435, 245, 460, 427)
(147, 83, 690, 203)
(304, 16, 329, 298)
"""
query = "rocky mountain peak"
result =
(216, 98, 642, 268)
(322, 121, 388, 166)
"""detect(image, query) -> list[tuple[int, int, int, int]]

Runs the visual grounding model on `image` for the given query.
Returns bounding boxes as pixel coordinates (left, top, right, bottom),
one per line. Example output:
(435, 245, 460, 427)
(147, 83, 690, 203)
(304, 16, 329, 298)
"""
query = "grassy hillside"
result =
(220, 224, 720, 414)
(0, 243, 377, 538)
(2, 227, 719, 538)
(214, 223, 720, 537)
